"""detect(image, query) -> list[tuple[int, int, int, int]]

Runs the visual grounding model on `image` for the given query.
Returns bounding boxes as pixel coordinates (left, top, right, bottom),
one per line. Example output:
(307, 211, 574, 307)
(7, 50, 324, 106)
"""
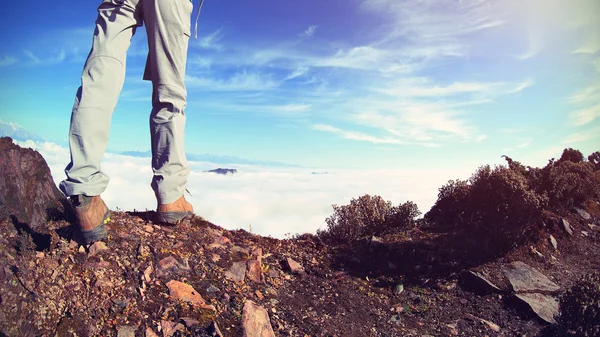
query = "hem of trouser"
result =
(59, 181, 107, 198)
(156, 191, 185, 205)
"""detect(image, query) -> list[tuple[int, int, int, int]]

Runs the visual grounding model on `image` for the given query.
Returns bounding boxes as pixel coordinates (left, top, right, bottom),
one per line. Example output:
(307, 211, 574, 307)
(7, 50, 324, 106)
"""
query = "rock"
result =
(574, 207, 591, 220)
(145, 328, 159, 337)
(161, 320, 184, 337)
(283, 258, 304, 274)
(247, 260, 262, 283)
(143, 264, 154, 282)
(0, 137, 68, 233)
(466, 314, 500, 332)
(503, 261, 560, 293)
(460, 270, 501, 294)
(393, 283, 404, 295)
(267, 269, 280, 278)
(144, 225, 154, 233)
(588, 223, 598, 231)
(88, 241, 109, 256)
(530, 246, 544, 258)
(180, 317, 200, 327)
(231, 246, 250, 254)
(157, 256, 189, 277)
(206, 285, 220, 293)
(117, 325, 136, 337)
(255, 290, 264, 300)
(225, 261, 247, 283)
(208, 321, 224, 337)
(562, 219, 573, 236)
(241, 300, 276, 337)
(549, 235, 558, 251)
(166, 280, 215, 310)
(515, 293, 559, 324)
(214, 236, 230, 246)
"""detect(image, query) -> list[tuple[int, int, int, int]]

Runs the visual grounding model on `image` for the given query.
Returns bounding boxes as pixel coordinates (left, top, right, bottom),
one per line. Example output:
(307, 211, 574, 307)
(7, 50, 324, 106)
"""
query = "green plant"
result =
(317, 194, 420, 244)
(558, 273, 600, 337)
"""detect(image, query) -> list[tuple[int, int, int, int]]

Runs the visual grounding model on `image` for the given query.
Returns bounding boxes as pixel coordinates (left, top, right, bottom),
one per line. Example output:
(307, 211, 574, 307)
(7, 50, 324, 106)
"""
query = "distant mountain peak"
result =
(0, 120, 44, 143)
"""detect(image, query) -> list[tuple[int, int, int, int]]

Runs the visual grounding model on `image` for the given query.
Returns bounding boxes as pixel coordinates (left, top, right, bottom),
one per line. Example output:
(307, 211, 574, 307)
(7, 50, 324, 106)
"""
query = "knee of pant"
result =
(153, 83, 186, 113)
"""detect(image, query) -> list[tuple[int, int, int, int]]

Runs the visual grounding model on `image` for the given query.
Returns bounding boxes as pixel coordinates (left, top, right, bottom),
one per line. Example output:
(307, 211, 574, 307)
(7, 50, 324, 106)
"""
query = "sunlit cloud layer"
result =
(21, 140, 475, 238)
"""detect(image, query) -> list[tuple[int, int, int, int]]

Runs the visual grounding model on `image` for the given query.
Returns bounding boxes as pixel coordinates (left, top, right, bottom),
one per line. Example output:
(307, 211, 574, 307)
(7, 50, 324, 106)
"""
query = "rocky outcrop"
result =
(0, 137, 67, 232)
(503, 261, 560, 324)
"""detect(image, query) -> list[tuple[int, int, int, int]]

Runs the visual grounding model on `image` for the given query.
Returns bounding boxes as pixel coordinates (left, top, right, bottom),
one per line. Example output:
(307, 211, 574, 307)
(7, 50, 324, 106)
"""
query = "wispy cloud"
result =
(563, 127, 600, 144)
(313, 124, 402, 145)
(0, 55, 17, 67)
(570, 103, 600, 126)
(22, 49, 66, 66)
(186, 71, 278, 91)
(195, 28, 225, 51)
(302, 25, 318, 38)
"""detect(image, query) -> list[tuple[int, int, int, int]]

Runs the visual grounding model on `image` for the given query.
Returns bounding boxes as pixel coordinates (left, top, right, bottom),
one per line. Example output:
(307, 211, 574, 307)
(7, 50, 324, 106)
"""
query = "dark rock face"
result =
(206, 168, 238, 175)
(0, 137, 67, 232)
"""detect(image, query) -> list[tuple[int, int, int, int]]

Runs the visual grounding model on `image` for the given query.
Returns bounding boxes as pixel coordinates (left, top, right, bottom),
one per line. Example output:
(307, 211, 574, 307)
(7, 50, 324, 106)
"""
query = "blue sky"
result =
(0, 0, 598, 170)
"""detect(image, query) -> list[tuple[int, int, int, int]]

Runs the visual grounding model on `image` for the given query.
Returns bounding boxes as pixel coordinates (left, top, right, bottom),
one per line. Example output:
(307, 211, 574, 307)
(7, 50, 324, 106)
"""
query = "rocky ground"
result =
(0, 204, 599, 336)
(1, 137, 599, 336)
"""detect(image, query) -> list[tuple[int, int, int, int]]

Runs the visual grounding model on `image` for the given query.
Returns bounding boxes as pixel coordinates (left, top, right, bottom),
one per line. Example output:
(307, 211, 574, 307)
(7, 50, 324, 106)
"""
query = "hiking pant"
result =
(60, 0, 193, 205)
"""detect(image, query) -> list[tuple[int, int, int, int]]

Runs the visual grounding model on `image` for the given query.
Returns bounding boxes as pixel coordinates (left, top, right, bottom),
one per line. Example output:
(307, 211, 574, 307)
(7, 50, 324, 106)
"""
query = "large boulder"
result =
(0, 137, 67, 232)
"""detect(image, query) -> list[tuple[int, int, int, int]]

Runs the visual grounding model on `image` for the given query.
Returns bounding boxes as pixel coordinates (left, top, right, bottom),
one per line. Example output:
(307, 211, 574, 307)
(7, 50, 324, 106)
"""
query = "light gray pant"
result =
(60, 0, 192, 205)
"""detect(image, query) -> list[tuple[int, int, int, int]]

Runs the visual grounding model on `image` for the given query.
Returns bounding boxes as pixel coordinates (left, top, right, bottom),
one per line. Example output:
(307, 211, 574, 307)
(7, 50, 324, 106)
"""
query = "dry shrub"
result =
(317, 194, 421, 244)
(425, 164, 546, 247)
(558, 273, 600, 337)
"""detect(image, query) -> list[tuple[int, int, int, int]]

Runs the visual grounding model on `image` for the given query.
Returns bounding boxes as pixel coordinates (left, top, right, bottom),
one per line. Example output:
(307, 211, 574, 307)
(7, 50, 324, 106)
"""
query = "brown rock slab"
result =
(117, 325, 136, 337)
(88, 241, 109, 256)
(503, 261, 560, 293)
(241, 300, 276, 337)
(145, 328, 159, 337)
(157, 256, 189, 277)
(515, 293, 559, 324)
(161, 320, 184, 337)
(180, 317, 200, 327)
(562, 219, 573, 236)
(166, 280, 214, 310)
(214, 236, 231, 245)
(283, 258, 304, 274)
(247, 260, 262, 283)
(460, 270, 502, 294)
(225, 261, 247, 283)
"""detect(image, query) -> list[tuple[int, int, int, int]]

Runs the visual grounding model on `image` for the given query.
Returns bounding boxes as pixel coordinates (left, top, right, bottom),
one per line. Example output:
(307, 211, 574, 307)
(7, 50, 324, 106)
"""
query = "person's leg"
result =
(60, 0, 143, 197)
(60, 0, 142, 243)
(143, 0, 193, 214)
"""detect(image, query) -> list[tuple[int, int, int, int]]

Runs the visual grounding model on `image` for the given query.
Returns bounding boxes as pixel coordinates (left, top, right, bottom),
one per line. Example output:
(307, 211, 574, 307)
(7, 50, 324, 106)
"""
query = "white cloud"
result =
(284, 67, 309, 81)
(186, 71, 277, 91)
(0, 55, 17, 67)
(302, 25, 318, 38)
(29, 141, 475, 238)
(313, 124, 402, 145)
(508, 78, 535, 93)
(563, 127, 600, 144)
(195, 28, 225, 51)
(570, 103, 600, 126)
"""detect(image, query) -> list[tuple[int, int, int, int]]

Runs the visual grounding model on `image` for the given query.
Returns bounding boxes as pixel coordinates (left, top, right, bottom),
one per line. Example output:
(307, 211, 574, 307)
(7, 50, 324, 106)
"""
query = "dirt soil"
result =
(0, 204, 599, 337)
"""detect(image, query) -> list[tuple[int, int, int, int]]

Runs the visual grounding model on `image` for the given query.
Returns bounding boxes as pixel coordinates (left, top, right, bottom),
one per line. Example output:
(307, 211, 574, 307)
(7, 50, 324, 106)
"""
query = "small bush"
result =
(558, 273, 600, 336)
(545, 160, 598, 209)
(558, 148, 585, 163)
(317, 194, 420, 244)
(588, 151, 600, 171)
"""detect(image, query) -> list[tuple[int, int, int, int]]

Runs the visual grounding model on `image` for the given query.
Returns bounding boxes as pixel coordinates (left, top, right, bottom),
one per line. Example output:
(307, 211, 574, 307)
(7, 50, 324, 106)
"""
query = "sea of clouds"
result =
(17, 140, 474, 238)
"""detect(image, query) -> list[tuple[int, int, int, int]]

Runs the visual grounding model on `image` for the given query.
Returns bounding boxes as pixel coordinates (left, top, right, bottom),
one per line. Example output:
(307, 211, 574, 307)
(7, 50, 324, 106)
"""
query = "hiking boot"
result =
(70, 195, 110, 245)
(156, 196, 194, 225)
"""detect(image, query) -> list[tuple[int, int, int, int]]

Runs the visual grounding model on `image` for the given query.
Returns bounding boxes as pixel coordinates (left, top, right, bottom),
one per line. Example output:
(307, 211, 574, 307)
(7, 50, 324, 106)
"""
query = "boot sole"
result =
(155, 211, 194, 225)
